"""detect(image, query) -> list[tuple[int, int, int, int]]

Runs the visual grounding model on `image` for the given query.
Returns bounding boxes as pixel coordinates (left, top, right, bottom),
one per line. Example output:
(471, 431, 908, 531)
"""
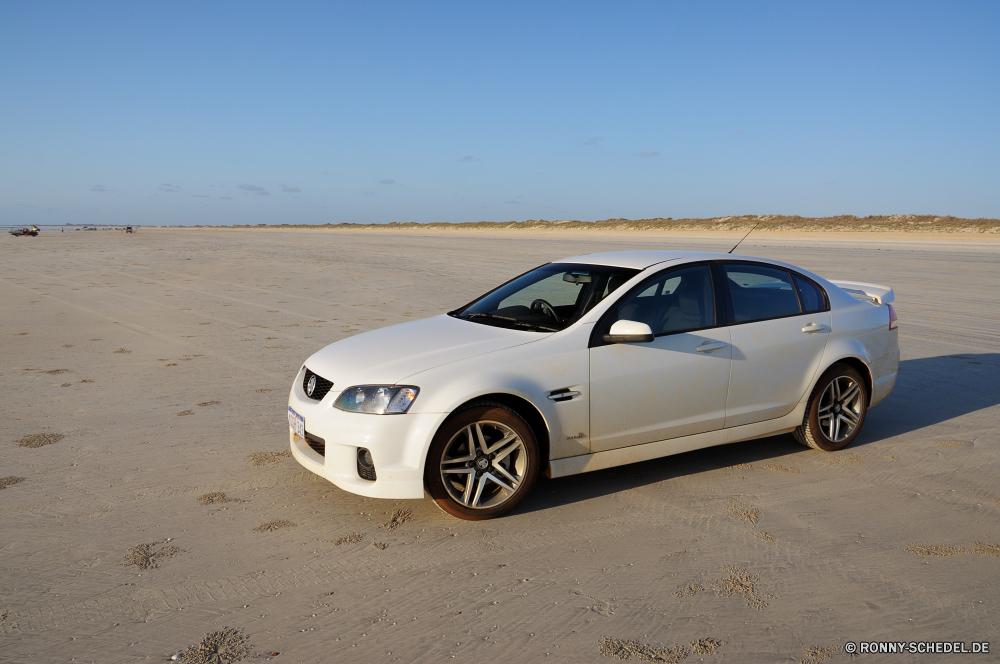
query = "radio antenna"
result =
(727, 220, 762, 254)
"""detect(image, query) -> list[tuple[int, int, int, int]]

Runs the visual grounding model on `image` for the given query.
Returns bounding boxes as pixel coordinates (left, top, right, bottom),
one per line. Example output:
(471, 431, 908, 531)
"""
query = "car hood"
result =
(303, 314, 545, 389)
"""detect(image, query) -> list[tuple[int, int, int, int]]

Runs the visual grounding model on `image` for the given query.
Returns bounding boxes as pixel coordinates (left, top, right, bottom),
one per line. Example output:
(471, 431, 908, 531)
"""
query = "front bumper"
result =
(288, 375, 442, 499)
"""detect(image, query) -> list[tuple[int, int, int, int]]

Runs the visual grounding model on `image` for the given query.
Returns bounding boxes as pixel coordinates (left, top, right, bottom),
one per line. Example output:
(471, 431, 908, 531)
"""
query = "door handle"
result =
(801, 323, 831, 333)
(695, 341, 726, 353)
(548, 389, 582, 402)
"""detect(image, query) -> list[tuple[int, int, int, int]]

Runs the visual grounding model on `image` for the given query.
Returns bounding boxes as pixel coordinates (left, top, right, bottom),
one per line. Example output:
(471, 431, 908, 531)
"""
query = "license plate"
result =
(288, 406, 305, 440)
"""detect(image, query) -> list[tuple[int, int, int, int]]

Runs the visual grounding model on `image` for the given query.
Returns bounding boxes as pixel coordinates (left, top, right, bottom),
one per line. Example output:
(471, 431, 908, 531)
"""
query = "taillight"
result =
(887, 303, 898, 330)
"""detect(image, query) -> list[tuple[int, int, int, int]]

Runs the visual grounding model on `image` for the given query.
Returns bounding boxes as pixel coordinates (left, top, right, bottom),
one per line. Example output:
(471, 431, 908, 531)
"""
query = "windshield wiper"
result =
(463, 312, 558, 333)
(463, 312, 518, 325)
(511, 321, 559, 332)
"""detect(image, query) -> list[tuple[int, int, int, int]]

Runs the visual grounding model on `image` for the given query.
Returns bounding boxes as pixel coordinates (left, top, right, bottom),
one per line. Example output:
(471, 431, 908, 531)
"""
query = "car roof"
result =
(554, 250, 758, 270)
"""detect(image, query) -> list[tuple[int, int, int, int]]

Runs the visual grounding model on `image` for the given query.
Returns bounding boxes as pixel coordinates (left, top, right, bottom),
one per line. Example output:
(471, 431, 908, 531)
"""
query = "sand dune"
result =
(1, 228, 998, 662)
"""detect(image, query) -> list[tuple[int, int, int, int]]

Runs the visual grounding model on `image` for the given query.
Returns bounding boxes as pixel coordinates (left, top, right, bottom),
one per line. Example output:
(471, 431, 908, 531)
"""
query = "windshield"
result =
(452, 263, 640, 332)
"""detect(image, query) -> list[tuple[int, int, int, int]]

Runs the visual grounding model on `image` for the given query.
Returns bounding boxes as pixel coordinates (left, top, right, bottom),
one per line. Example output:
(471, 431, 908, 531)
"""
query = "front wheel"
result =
(794, 364, 868, 451)
(425, 402, 540, 520)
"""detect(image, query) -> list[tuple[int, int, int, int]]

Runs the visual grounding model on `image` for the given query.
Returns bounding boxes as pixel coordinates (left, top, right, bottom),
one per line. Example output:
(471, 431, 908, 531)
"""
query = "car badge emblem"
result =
(307, 375, 317, 397)
(475, 457, 490, 470)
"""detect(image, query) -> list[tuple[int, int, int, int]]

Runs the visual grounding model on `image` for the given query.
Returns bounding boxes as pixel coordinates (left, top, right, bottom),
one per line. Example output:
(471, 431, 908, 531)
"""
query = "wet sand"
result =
(2, 228, 999, 663)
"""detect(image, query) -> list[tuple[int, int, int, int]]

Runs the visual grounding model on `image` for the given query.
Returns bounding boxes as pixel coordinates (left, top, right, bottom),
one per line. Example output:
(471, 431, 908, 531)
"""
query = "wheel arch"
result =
(818, 355, 874, 405)
(451, 392, 551, 474)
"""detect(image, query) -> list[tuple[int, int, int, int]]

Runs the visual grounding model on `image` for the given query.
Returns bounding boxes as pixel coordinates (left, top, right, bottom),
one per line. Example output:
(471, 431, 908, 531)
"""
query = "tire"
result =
(794, 364, 868, 451)
(425, 402, 540, 520)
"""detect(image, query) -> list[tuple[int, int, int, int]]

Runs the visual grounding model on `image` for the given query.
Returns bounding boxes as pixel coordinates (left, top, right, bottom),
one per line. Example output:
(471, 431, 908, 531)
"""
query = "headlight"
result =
(333, 385, 419, 414)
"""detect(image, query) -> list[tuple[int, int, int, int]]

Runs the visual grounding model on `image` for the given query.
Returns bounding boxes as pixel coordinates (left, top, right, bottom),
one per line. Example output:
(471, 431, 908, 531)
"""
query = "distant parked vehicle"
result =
(8, 225, 39, 237)
(288, 250, 900, 519)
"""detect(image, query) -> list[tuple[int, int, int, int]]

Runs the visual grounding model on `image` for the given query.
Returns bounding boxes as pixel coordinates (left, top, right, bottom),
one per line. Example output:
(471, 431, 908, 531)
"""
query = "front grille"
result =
(302, 368, 334, 401)
(305, 431, 325, 456)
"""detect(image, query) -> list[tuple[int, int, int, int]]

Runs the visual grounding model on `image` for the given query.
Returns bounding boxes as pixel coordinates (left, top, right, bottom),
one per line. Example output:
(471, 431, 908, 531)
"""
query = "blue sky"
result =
(2, 1, 998, 226)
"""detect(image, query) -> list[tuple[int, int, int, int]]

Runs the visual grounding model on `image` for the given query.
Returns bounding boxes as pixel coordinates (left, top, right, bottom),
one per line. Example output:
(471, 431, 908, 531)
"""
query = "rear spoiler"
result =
(829, 280, 895, 305)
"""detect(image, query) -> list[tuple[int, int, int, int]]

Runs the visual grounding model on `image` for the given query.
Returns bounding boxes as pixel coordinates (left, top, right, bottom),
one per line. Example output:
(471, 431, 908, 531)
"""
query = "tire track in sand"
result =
(0, 473, 314, 516)
(0, 507, 671, 634)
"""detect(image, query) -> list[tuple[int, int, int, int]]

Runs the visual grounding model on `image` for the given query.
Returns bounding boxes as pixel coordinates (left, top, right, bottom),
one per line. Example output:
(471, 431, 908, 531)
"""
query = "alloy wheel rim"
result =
(440, 420, 527, 509)
(818, 376, 863, 443)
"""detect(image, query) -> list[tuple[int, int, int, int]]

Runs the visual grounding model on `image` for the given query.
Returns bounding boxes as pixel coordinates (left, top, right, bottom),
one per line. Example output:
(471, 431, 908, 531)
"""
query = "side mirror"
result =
(603, 320, 654, 344)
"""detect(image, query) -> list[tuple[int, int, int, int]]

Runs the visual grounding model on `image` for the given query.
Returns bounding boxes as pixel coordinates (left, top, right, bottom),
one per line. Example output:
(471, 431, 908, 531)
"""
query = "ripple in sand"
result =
(380, 509, 413, 532)
(14, 433, 64, 448)
(673, 584, 703, 599)
(597, 636, 723, 662)
(181, 627, 252, 664)
(905, 541, 1000, 557)
(710, 566, 777, 611)
(252, 520, 294, 533)
(761, 464, 800, 474)
(121, 541, 185, 570)
(798, 645, 843, 663)
(332, 532, 366, 546)
(247, 451, 291, 467)
(724, 499, 760, 524)
(198, 492, 244, 506)
(0, 476, 28, 490)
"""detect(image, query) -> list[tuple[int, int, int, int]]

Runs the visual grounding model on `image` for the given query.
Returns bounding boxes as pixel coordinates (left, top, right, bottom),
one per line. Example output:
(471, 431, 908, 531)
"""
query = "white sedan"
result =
(288, 250, 899, 519)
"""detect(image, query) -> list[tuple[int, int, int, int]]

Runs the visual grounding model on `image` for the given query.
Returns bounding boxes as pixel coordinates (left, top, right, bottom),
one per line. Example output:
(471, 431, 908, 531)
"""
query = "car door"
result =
(721, 262, 832, 428)
(589, 264, 733, 453)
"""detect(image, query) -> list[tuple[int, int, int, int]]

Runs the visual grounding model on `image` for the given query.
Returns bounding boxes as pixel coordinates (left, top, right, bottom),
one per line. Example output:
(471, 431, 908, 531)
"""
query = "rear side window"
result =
(793, 274, 826, 313)
(723, 264, 801, 323)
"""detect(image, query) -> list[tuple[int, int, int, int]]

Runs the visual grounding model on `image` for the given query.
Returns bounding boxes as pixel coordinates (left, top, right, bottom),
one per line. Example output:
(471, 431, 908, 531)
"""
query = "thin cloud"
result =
(635, 151, 660, 158)
(379, 179, 395, 185)
(238, 184, 269, 195)
(281, 185, 301, 193)
(160, 183, 180, 193)
(459, 155, 479, 162)
(192, 194, 210, 198)
(91, 185, 109, 192)
(580, 137, 604, 146)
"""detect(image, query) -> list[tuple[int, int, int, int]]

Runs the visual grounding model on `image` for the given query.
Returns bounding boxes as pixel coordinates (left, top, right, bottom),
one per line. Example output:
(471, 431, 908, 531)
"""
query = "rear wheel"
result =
(794, 364, 868, 451)
(425, 402, 540, 520)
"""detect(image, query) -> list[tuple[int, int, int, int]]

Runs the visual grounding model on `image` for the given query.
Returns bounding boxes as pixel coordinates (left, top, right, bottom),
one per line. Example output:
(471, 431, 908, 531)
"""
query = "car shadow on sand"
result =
(520, 353, 1000, 515)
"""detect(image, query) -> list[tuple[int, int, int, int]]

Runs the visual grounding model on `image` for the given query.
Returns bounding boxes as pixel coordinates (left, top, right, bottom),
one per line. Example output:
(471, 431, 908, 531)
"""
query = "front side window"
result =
(454, 263, 639, 332)
(598, 264, 716, 337)
(723, 263, 802, 323)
